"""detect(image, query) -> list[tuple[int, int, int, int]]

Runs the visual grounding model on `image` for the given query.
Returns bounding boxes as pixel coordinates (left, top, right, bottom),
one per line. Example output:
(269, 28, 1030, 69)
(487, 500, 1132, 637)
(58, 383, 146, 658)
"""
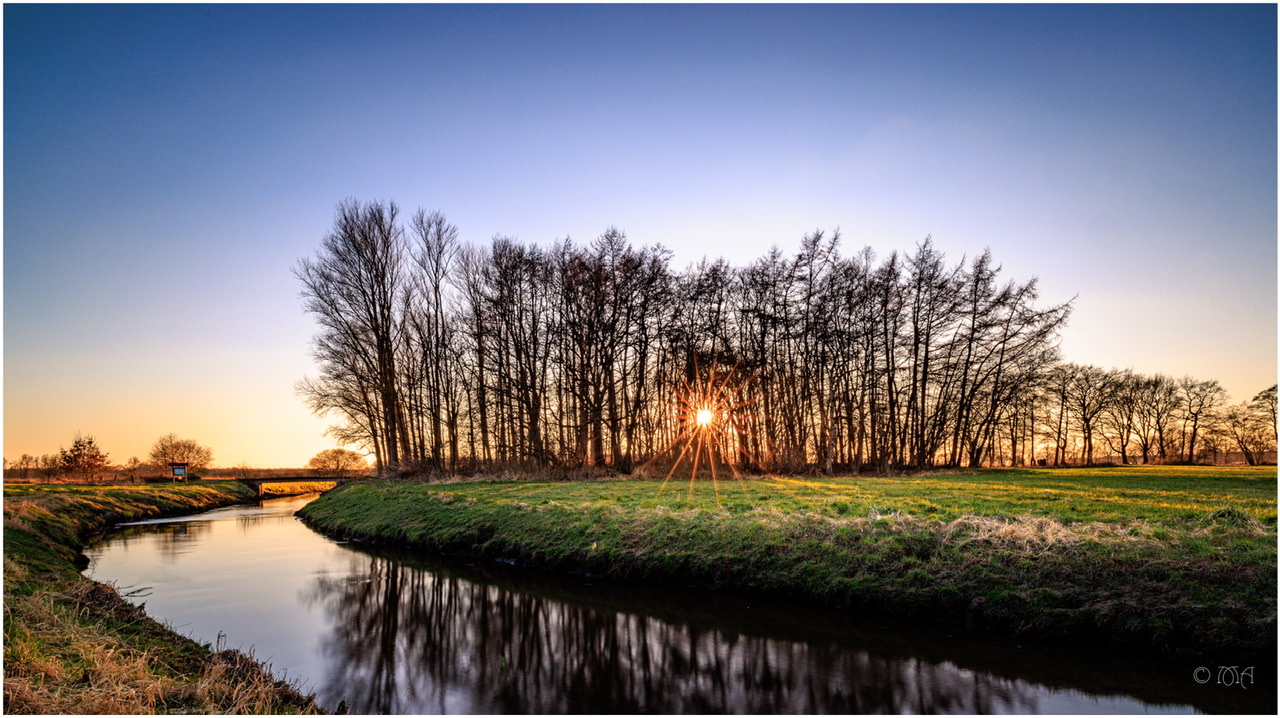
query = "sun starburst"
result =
(638, 354, 763, 504)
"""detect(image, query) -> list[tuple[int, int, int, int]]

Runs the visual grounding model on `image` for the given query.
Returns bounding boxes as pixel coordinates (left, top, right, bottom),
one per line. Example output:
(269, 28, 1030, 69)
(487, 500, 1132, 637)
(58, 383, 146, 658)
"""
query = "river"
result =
(82, 494, 1261, 713)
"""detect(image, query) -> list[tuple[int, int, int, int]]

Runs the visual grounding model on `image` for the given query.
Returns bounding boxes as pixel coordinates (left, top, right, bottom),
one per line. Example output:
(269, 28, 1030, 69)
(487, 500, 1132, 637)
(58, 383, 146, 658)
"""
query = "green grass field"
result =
(299, 465, 1277, 663)
(402, 464, 1277, 521)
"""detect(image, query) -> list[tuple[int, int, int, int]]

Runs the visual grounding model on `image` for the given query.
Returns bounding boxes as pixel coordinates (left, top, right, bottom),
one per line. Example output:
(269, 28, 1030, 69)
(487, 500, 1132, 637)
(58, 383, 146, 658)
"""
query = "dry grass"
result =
(731, 504, 1162, 555)
(4, 582, 165, 713)
(256, 480, 339, 497)
(192, 648, 316, 714)
(748, 500, 1272, 557)
(3, 574, 318, 715)
(4, 629, 316, 714)
(941, 513, 1129, 552)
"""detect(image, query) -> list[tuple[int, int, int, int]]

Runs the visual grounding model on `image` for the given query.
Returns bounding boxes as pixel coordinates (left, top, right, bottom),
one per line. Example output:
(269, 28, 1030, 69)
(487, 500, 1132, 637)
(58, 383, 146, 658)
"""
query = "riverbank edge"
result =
(3, 482, 321, 714)
(296, 480, 1277, 666)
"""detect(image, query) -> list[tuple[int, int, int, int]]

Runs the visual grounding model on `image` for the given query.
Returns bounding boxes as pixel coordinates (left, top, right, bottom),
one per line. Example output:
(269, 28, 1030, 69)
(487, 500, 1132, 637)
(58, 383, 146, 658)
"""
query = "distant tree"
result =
(307, 448, 368, 475)
(38, 453, 61, 479)
(148, 433, 214, 473)
(1178, 377, 1226, 463)
(1219, 384, 1279, 465)
(1133, 373, 1180, 462)
(1041, 365, 1074, 465)
(1100, 369, 1140, 464)
(120, 456, 144, 479)
(59, 433, 110, 476)
(1221, 402, 1270, 465)
(1251, 384, 1277, 445)
(11, 453, 37, 479)
(1197, 417, 1232, 465)
(1065, 364, 1117, 465)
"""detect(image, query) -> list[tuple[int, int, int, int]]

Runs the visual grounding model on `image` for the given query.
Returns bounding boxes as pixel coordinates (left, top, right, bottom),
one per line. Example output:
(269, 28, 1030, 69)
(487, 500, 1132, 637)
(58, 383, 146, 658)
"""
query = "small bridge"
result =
(236, 476, 357, 497)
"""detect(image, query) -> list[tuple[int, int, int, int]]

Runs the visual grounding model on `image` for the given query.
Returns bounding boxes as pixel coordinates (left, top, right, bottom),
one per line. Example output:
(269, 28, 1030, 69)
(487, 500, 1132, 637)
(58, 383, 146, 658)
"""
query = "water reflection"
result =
(103, 496, 306, 561)
(103, 520, 214, 562)
(307, 555, 1072, 714)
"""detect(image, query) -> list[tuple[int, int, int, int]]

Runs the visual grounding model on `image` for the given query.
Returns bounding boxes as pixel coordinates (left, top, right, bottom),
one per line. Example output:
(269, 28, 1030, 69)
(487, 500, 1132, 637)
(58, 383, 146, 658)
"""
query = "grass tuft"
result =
(1200, 505, 1266, 533)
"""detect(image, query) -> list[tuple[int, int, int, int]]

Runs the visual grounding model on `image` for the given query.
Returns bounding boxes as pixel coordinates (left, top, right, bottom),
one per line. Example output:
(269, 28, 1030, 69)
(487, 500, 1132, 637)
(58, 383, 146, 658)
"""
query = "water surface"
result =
(84, 494, 1265, 713)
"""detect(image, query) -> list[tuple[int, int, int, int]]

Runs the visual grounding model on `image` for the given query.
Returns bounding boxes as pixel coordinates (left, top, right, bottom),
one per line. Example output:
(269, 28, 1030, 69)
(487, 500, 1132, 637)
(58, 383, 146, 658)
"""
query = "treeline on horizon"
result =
(296, 198, 1276, 476)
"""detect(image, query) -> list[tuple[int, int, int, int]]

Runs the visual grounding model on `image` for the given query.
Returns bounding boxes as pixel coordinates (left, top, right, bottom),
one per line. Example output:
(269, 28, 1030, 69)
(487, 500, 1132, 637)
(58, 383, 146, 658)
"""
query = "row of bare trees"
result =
(1034, 368, 1276, 466)
(297, 199, 1271, 476)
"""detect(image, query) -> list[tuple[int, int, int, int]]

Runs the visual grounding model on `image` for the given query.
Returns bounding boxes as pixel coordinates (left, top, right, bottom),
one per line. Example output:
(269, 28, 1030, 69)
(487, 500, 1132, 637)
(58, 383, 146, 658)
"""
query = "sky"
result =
(4, 3, 1276, 468)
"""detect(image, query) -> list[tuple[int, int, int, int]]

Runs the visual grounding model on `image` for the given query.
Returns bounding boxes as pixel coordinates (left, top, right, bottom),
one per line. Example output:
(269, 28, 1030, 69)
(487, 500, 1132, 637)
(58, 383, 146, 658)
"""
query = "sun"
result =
(637, 354, 764, 504)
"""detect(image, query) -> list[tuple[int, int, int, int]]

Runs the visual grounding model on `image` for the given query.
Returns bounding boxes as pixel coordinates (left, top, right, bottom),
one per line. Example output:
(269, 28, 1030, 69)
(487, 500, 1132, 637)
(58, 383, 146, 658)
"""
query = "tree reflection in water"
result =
(305, 555, 1038, 714)
(105, 521, 213, 562)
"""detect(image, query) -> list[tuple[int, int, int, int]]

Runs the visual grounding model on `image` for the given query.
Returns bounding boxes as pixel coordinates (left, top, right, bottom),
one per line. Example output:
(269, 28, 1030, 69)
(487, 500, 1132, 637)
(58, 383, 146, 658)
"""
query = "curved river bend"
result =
(83, 494, 1260, 713)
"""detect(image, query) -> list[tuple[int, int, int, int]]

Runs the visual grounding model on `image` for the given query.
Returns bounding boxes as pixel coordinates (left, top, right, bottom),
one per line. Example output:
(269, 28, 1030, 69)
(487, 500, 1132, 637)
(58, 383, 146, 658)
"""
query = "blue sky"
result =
(5, 4, 1276, 467)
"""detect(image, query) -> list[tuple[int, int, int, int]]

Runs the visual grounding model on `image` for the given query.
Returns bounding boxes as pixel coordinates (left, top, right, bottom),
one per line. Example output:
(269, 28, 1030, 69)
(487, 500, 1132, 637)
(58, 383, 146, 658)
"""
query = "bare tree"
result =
(1221, 402, 1271, 465)
(1178, 377, 1225, 463)
(296, 199, 408, 474)
(1100, 369, 1139, 464)
(1133, 373, 1180, 462)
(403, 208, 461, 471)
(1252, 384, 1277, 447)
(11, 453, 36, 479)
(482, 237, 556, 464)
(148, 433, 214, 472)
(307, 448, 370, 476)
(1064, 364, 1116, 466)
(1042, 365, 1075, 465)
(455, 243, 494, 466)
(38, 453, 61, 479)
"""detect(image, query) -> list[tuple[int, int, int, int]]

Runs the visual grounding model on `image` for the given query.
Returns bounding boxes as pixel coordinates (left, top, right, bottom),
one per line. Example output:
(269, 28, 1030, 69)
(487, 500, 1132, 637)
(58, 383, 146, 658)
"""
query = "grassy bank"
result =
(298, 465, 1277, 663)
(3, 481, 319, 714)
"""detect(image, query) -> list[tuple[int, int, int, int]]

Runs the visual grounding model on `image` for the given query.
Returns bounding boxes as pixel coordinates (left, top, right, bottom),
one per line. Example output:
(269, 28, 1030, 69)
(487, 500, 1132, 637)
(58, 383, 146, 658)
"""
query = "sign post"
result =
(169, 462, 189, 482)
